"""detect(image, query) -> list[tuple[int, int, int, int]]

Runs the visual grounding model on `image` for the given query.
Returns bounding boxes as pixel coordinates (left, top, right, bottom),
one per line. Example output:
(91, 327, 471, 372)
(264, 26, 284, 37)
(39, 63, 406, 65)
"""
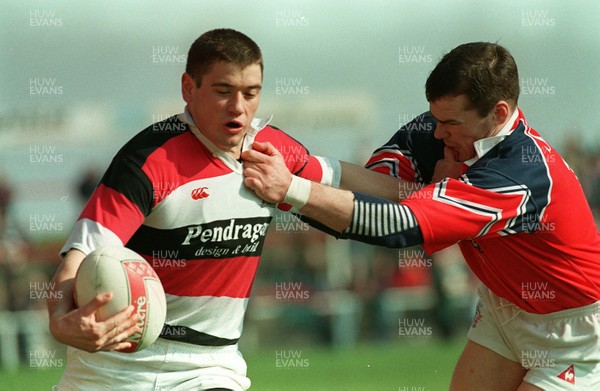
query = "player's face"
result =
(430, 94, 497, 162)
(182, 61, 262, 158)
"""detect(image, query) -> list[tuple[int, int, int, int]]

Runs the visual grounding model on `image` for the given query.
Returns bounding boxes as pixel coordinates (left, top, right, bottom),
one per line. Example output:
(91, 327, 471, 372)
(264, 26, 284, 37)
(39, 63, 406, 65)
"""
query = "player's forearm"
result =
(47, 249, 85, 322)
(290, 178, 424, 248)
(297, 181, 355, 232)
(339, 161, 423, 202)
(292, 179, 424, 249)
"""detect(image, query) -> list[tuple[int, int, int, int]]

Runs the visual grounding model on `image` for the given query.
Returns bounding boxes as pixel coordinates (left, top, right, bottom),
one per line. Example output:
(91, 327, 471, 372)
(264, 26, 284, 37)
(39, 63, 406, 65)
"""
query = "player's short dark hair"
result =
(425, 42, 520, 117)
(186, 28, 263, 87)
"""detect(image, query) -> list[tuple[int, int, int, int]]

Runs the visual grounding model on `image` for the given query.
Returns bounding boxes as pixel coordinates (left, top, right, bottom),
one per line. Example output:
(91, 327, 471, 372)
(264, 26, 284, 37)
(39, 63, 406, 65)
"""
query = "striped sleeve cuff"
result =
(343, 192, 423, 248)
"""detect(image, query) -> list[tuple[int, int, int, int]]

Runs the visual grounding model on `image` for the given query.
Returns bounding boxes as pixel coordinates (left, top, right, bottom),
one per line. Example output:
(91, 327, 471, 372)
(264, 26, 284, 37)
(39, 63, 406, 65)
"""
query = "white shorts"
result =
(57, 338, 251, 391)
(468, 285, 600, 390)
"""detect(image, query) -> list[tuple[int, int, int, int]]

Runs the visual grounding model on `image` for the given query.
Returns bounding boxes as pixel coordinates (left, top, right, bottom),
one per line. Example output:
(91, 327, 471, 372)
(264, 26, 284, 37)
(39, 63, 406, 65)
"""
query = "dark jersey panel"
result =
(367, 112, 445, 183)
(127, 216, 273, 260)
(99, 116, 190, 217)
(467, 124, 552, 233)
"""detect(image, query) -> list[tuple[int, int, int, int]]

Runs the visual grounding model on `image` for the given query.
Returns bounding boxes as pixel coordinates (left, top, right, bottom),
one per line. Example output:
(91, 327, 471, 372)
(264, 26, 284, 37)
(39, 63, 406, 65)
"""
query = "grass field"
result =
(0, 339, 464, 390)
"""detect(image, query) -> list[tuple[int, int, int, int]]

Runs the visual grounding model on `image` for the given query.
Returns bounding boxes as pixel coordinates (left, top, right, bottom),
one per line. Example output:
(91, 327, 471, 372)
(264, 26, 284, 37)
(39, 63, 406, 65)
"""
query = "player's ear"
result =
(493, 100, 510, 125)
(181, 73, 195, 103)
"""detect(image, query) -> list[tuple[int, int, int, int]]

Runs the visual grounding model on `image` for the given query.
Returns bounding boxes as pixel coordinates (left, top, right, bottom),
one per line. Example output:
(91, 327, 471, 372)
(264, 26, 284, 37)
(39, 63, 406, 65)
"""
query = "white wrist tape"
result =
(283, 176, 312, 209)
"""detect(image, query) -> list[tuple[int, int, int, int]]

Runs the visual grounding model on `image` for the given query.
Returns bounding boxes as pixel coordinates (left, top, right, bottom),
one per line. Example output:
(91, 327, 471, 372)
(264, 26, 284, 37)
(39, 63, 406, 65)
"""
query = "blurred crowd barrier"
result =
(1, 137, 600, 370)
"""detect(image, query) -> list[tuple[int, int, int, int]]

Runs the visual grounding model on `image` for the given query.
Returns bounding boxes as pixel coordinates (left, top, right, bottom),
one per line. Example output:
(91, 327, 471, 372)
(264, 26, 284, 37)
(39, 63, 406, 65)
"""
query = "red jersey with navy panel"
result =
(367, 110, 600, 314)
(61, 110, 335, 345)
(365, 112, 445, 184)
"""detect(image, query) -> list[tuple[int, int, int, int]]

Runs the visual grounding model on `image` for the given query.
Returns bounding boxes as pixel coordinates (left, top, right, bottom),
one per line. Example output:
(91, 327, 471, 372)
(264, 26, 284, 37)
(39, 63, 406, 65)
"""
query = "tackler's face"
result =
(182, 60, 262, 158)
(430, 94, 497, 162)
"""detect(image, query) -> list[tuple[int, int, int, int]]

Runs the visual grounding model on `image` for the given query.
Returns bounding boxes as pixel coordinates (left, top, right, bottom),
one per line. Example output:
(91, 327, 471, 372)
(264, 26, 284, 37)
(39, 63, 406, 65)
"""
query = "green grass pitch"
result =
(0, 339, 464, 390)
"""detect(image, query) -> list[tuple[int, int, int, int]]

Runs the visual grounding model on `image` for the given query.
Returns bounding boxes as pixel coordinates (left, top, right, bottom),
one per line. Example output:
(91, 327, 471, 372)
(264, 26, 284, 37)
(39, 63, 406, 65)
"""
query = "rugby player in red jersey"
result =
(243, 42, 600, 390)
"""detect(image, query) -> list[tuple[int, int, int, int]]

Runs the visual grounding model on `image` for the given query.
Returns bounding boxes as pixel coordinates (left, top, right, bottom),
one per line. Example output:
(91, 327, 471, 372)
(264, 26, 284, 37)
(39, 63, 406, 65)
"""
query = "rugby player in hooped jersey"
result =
(243, 42, 600, 390)
(47, 29, 405, 390)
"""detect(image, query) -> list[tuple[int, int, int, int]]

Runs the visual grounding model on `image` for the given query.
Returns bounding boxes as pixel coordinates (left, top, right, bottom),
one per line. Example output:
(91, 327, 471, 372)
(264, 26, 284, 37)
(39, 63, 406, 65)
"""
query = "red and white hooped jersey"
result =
(367, 110, 600, 314)
(61, 110, 334, 345)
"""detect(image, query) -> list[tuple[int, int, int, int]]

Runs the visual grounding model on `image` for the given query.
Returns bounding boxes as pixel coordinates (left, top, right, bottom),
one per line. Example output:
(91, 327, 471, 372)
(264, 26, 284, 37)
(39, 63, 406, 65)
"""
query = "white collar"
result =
(178, 107, 273, 171)
(464, 109, 519, 167)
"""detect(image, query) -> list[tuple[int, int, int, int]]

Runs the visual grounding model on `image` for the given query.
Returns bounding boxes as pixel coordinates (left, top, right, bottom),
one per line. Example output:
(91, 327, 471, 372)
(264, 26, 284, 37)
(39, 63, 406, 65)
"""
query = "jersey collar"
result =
(178, 107, 273, 171)
(464, 108, 521, 167)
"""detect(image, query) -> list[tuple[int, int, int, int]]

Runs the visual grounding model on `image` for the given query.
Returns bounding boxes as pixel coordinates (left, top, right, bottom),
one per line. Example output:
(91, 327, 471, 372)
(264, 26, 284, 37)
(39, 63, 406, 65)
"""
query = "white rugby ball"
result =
(74, 246, 167, 353)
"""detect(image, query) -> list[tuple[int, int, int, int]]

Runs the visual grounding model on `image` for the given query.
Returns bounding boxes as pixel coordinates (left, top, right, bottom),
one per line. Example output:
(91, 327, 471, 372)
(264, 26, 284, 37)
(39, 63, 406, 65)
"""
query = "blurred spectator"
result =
(76, 167, 101, 208)
(0, 174, 33, 311)
(560, 133, 600, 223)
(561, 133, 590, 185)
(588, 154, 600, 221)
(0, 176, 12, 218)
(429, 245, 477, 340)
(0, 176, 11, 311)
(348, 242, 397, 341)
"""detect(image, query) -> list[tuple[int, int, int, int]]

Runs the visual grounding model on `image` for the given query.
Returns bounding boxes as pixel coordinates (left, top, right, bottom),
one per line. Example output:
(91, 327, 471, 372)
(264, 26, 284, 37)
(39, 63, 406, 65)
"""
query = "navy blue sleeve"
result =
(343, 192, 424, 248)
(366, 112, 445, 184)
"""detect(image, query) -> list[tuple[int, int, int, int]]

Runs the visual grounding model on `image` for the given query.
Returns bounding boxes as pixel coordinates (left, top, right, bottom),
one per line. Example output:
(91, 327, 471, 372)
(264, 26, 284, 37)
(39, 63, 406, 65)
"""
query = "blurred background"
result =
(1, 0, 599, 389)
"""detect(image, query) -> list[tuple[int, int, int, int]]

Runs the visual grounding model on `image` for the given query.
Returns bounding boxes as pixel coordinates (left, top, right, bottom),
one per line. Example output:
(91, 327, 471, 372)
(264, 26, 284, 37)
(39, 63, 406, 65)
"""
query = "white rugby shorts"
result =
(468, 285, 600, 390)
(57, 338, 250, 391)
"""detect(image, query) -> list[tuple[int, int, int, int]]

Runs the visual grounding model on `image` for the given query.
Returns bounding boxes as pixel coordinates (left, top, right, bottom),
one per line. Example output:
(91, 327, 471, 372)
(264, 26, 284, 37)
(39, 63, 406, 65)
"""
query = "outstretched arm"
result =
(339, 161, 422, 202)
(242, 141, 424, 247)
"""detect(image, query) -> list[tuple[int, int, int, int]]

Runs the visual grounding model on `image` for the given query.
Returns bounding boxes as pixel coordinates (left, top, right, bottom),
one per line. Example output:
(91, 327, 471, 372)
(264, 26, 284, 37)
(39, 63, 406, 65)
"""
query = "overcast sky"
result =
(2, 0, 600, 146)
(1, 0, 600, 233)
